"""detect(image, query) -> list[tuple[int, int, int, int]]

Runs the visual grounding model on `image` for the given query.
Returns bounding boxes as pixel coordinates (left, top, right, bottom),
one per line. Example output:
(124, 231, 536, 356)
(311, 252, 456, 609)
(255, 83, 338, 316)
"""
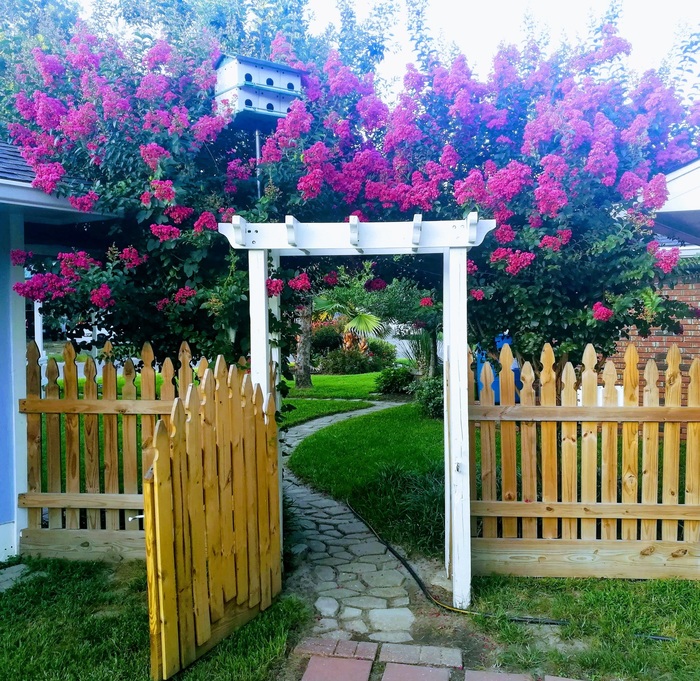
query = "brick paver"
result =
(301, 656, 372, 681)
(382, 663, 451, 680)
(294, 637, 378, 661)
(378, 644, 462, 668)
(464, 672, 533, 681)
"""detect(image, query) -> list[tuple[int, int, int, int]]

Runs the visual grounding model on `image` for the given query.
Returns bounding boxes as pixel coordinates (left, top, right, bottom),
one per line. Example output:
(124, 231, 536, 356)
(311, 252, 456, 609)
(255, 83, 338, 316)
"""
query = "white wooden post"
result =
(248, 249, 271, 396)
(269, 251, 282, 384)
(443, 246, 471, 608)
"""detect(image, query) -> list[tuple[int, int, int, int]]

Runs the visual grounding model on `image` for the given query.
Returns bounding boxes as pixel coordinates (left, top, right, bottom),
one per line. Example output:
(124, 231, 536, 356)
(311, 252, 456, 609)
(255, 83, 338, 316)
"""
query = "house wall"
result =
(611, 279, 700, 401)
(0, 210, 27, 559)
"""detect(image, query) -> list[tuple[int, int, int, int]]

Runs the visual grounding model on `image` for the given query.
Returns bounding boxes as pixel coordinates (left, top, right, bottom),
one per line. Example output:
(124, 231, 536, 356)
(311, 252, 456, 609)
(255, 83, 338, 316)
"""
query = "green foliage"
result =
(283, 372, 380, 399)
(366, 337, 397, 365)
(319, 348, 381, 374)
(410, 376, 444, 418)
(375, 364, 415, 395)
(311, 323, 342, 358)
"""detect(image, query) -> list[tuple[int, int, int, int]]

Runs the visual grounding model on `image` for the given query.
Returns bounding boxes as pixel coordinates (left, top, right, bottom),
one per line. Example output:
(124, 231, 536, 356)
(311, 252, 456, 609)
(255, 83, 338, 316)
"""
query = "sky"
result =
(306, 0, 700, 85)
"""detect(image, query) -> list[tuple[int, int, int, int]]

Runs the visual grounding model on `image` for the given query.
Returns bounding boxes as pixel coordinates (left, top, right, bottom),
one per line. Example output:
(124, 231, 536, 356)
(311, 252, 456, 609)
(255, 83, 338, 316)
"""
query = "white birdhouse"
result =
(215, 54, 304, 130)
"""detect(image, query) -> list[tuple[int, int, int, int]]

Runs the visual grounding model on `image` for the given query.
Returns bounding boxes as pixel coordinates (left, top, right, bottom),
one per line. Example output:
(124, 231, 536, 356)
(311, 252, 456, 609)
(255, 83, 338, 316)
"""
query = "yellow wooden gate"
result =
(144, 361, 281, 680)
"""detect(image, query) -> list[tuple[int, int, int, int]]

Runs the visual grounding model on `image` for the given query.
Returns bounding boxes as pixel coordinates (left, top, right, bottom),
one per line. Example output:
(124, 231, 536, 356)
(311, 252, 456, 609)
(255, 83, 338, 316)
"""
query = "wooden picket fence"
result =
(144, 366, 281, 680)
(18, 340, 257, 561)
(468, 342, 700, 579)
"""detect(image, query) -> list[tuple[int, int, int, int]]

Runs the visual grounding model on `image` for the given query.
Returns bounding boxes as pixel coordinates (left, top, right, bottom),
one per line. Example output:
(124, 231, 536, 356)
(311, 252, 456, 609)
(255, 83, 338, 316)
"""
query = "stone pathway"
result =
(280, 402, 584, 681)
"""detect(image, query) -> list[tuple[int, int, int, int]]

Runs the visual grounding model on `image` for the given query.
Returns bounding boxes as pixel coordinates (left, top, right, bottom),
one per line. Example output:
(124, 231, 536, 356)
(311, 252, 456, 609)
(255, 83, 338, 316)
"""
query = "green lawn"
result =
(288, 403, 700, 681)
(283, 373, 380, 399)
(0, 558, 309, 681)
(281, 398, 374, 428)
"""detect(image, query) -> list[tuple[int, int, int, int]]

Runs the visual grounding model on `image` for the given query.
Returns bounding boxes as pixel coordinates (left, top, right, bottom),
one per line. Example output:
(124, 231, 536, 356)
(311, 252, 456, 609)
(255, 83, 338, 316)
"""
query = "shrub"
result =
(312, 323, 342, 358)
(366, 337, 397, 369)
(411, 376, 444, 418)
(375, 365, 415, 394)
(319, 348, 380, 374)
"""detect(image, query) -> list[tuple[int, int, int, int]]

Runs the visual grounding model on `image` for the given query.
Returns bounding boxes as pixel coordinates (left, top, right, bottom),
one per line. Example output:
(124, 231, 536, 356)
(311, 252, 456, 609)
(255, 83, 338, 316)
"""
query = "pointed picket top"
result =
(178, 341, 193, 394)
(141, 341, 155, 371)
(46, 357, 59, 391)
(241, 372, 254, 403)
(170, 398, 186, 436)
(540, 343, 556, 382)
(603, 360, 618, 401)
(253, 384, 265, 416)
(520, 361, 534, 393)
(196, 357, 209, 383)
(237, 356, 248, 372)
(161, 358, 176, 400)
(84, 355, 97, 385)
(265, 391, 277, 422)
(499, 343, 514, 370)
(480, 361, 495, 398)
(690, 358, 700, 407)
(214, 355, 228, 387)
(666, 344, 682, 390)
(582, 344, 597, 395)
(102, 340, 114, 361)
(582, 344, 597, 374)
(152, 419, 170, 480)
(123, 359, 137, 398)
(26, 341, 41, 396)
(200, 368, 215, 406)
(62, 341, 76, 364)
(561, 362, 577, 403)
(184, 381, 202, 417)
(178, 341, 192, 366)
(228, 364, 241, 395)
(623, 343, 639, 402)
(644, 359, 659, 405)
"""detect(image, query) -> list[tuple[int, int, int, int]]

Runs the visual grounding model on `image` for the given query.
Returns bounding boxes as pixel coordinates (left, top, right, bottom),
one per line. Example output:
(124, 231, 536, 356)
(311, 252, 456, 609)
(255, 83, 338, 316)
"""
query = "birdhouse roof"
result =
(215, 54, 306, 75)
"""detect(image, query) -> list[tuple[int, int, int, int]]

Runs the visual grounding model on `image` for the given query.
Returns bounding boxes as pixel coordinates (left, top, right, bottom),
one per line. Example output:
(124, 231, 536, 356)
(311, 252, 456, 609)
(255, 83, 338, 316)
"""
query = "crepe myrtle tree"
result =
(254, 20, 699, 369)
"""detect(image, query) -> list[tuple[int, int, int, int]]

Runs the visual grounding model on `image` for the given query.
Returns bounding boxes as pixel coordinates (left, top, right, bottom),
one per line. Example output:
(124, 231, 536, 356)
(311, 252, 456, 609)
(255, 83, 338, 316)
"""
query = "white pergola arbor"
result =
(219, 213, 495, 607)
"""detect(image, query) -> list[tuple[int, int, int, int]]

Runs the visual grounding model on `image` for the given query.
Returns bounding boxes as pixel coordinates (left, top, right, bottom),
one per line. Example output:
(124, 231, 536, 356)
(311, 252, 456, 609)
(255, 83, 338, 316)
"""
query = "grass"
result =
(283, 372, 380, 399)
(281, 398, 374, 428)
(288, 402, 700, 681)
(0, 558, 310, 681)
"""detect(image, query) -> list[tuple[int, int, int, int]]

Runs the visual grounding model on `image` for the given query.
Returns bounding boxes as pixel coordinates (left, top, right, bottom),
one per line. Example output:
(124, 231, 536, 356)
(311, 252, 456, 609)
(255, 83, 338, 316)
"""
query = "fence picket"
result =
(265, 393, 282, 597)
(46, 358, 62, 529)
(580, 345, 598, 540)
(601, 361, 619, 540)
(468, 349, 477, 537)
(83, 357, 100, 530)
(662, 345, 682, 541)
(178, 342, 193, 398)
(255, 385, 272, 609)
(63, 343, 80, 529)
(561, 362, 578, 539)
(141, 343, 157, 474)
(686, 358, 700, 543)
(540, 344, 558, 539)
(499, 345, 518, 538)
(26, 342, 41, 529)
(102, 343, 120, 530)
(622, 344, 640, 540)
(242, 375, 261, 607)
(215, 357, 236, 603)
(230, 366, 249, 605)
(479, 362, 497, 537)
(519, 362, 537, 538)
(184, 386, 211, 646)
(642, 359, 660, 540)
(201, 371, 224, 622)
(123, 360, 139, 530)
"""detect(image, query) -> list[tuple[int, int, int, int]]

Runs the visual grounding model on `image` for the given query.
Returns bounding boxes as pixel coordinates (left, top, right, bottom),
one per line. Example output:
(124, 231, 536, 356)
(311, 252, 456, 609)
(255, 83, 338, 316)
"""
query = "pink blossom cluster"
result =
(150, 224, 181, 241)
(193, 212, 217, 232)
(32, 162, 65, 194)
(155, 298, 170, 311)
(490, 248, 536, 275)
(266, 278, 285, 296)
(58, 251, 100, 280)
(14, 273, 75, 301)
(191, 115, 228, 144)
(10, 250, 33, 267)
(654, 248, 680, 274)
(60, 103, 98, 140)
(288, 272, 312, 292)
(136, 73, 171, 101)
(419, 297, 434, 307)
(225, 158, 252, 192)
(219, 207, 236, 222)
(151, 180, 176, 202)
(364, 277, 387, 292)
(89, 284, 113, 308)
(164, 205, 194, 224)
(174, 287, 196, 304)
(356, 95, 389, 131)
(467, 259, 478, 275)
(534, 155, 569, 218)
(324, 50, 361, 97)
(494, 224, 516, 244)
(144, 41, 173, 70)
(592, 301, 614, 322)
(68, 190, 99, 212)
(32, 48, 66, 86)
(539, 230, 571, 252)
(471, 289, 485, 300)
(323, 271, 339, 287)
(140, 143, 171, 171)
(119, 247, 147, 269)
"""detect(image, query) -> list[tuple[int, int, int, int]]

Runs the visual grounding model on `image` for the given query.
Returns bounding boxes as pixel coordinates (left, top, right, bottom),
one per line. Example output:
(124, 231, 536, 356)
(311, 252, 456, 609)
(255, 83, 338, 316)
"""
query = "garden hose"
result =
(345, 501, 700, 643)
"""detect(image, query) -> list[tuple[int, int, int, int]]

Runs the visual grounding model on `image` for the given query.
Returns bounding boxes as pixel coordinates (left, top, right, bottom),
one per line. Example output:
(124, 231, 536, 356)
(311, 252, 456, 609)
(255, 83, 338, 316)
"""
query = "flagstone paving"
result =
(282, 402, 585, 681)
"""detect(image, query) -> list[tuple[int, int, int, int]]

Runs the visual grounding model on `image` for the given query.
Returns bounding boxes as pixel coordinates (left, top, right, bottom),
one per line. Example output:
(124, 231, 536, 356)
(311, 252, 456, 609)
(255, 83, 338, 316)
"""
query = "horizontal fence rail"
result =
(469, 341, 700, 580)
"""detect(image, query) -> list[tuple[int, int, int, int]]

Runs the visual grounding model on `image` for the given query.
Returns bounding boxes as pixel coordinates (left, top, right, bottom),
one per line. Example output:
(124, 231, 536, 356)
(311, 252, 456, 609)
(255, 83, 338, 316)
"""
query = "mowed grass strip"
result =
(0, 558, 309, 681)
(288, 402, 700, 681)
(284, 372, 380, 399)
(282, 398, 374, 428)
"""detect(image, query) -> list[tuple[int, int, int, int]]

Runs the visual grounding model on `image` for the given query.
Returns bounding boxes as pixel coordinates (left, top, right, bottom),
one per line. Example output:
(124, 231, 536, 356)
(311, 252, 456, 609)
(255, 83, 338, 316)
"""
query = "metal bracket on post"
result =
(285, 215, 309, 255)
(232, 215, 248, 247)
(349, 215, 364, 254)
(412, 214, 423, 253)
(466, 211, 478, 245)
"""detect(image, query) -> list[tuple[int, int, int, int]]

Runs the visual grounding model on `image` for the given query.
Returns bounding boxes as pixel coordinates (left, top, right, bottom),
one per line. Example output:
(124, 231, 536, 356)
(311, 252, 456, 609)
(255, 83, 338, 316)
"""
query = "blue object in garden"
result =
(474, 333, 522, 404)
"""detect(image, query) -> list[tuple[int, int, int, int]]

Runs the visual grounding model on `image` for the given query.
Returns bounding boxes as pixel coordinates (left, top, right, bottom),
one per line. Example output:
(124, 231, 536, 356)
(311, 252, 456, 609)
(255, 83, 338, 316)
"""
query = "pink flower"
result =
(151, 180, 176, 202)
(490, 247, 512, 263)
(655, 248, 680, 274)
(266, 278, 285, 296)
(60, 103, 97, 140)
(471, 289, 485, 300)
(592, 301, 614, 322)
(164, 205, 194, 224)
(150, 224, 181, 241)
(642, 174, 669, 210)
(10, 250, 33, 267)
(144, 40, 173, 70)
(32, 162, 65, 194)
(136, 73, 170, 101)
(68, 190, 99, 213)
(140, 191, 152, 207)
(139, 143, 171, 171)
(119, 247, 147, 269)
(32, 48, 65, 86)
(323, 271, 339, 287)
(90, 284, 114, 309)
(494, 224, 516, 244)
(219, 207, 236, 222)
(557, 229, 572, 245)
(13, 273, 75, 301)
(505, 250, 536, 275)
(155, 298, 170, 311)
(539, 235, 562, 252)
(364, 277, 387, 292)
(467, 259, 478, 275)
(193, 211, 217, 232)
(647, 240, 660, 255)
(191, 115, 228, 144)
(58, 251, 100, 281)
(298, 168, 324, 200)
(419, 297, 434, 307)
(174, 287, 196, 304)
(288, 272, 312, 291)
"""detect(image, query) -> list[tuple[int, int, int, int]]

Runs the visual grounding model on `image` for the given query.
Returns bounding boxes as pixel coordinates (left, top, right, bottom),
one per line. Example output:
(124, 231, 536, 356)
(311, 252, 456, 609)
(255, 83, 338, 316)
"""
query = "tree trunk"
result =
(295, 304, 313, 389)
